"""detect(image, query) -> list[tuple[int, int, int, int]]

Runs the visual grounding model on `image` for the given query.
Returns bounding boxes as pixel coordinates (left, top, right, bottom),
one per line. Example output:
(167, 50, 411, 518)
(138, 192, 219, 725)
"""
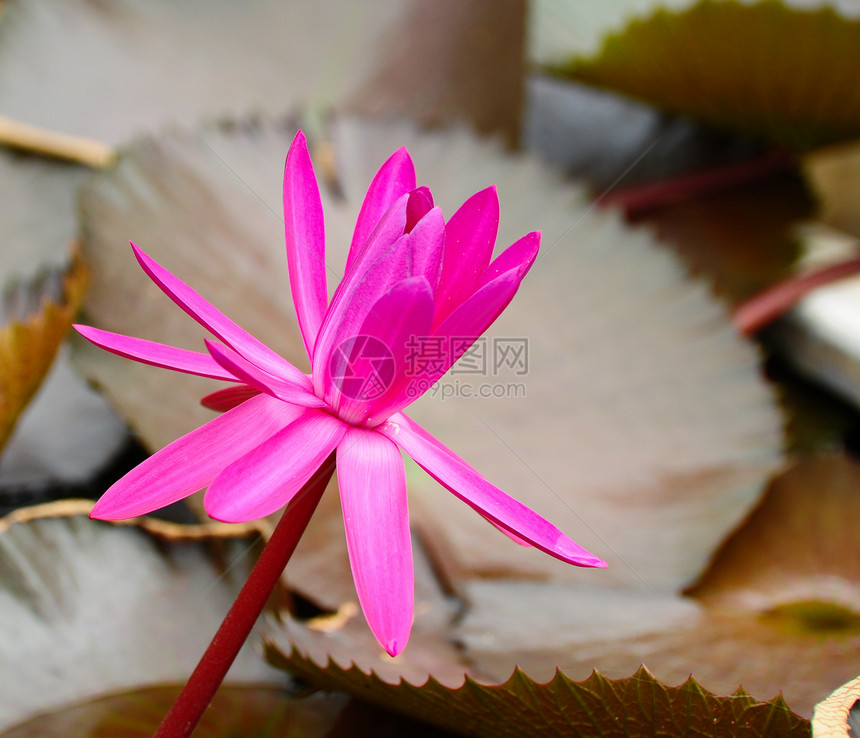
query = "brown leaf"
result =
(803, 138, 860, 238)
(689, 453, 860, 614)
(0, 249, 87, 454)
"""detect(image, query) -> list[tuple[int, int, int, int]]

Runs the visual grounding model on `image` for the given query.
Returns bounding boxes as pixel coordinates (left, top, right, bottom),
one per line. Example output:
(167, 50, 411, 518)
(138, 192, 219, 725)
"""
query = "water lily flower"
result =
(75, 130, 606, 656)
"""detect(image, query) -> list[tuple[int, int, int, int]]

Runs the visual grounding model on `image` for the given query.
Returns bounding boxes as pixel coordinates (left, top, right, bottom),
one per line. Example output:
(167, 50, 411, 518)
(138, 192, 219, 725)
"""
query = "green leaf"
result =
(546, 0, 860, 149)
(267, 650, 809, 738)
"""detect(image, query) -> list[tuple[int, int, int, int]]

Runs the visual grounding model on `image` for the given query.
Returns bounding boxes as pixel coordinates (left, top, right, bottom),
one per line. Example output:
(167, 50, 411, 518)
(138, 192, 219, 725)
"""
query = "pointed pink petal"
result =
(313, 192, 410, 390)
(337, 427, 413, 656)
(74, 324, 234, 381)
(205, 340, 324, 409)
(200, 385, 262, 412)
(434, 187, 499, 323)
(346, 147, 416, 272)
(284, 130, 328, 358)
(487, 519, 532, 546)
(90, 395, 303, 520)
(130, 243, 308, 386)
(204, 409, 345, 522)
(477, 230, 540, 289)
(379, 414, 607, 568)
(327, 276, 435, 426)
(417, 232, 539, 383)
(314, 198, 446, 400)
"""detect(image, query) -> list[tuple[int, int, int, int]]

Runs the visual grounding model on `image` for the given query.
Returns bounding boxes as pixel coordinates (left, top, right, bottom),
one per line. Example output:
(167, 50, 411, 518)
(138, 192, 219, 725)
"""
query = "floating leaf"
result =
(2, 685, 338, 738)
(0, 501, 282, 730)
(73, 118, 782, 602)
(268, 651, 809, 738)
(540, 0, 860, 149)
(0, 683, 456, 738)
(266, 453, 860, 722)
(0, 0, 522, 150)
(0, 250, 87, 454)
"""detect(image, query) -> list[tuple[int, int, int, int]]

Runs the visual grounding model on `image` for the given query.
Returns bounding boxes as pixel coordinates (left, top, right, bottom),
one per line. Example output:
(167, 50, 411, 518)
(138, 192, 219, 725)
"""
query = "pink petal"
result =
(326, 276, 435, 426)
(74, 324, 234, 381)
(131, 243, 309, 387)
(434, 187, 499, 324)
(312, 192, 410, 390)
(404, 205, 444, 289)
(337, 427, 413, 655)
(417, 232, 539, 382)
(379, 414, 607, 568)
(477, 230, 540, 289)
(284, 130, 328, 358)
(205, 340, 325, 409)
(392, 269, 521, 395)
(90, 395, 303, 520)
(404, 186, 434, 233)
(200, 385, 262, 412)
(314, 198, 447, 400)
(346, 147, 416, 273)
(204, 409, 345, 522)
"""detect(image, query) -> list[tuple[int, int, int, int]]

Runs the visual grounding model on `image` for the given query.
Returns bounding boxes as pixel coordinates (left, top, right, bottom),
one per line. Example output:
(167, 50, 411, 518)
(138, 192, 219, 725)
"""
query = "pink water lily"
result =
(75, 130, 606, 656)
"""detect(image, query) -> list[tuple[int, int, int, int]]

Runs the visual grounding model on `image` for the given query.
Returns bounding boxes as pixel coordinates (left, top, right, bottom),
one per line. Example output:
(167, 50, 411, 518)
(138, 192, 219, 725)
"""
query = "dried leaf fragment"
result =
(0, 250, 87, 454)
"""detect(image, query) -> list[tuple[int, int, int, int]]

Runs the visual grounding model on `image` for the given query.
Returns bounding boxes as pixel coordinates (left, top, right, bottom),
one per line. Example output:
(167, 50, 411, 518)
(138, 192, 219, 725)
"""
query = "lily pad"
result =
(73, 118, 783, 602)
(268, 652, 808, 737)
(537, 0, 860, 149)
(0, 501, 283, 730)
(0, 0, 523, 150)
(266, 453, 859, 726)
(1, 685, 339, 738)
(0, 684, 457, 738)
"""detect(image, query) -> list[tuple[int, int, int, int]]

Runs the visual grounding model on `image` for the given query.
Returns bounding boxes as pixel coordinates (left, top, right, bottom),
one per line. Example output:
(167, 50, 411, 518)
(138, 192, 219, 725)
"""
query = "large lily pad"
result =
(0, 0, 523, 149)
(0, 501, 283, 730)
(1, 684, 458, 738)
(266, 453, 859, 726)
(534, 0, 860, 149)
(74, 118, 783, 601)
(268, 653, 808, 738)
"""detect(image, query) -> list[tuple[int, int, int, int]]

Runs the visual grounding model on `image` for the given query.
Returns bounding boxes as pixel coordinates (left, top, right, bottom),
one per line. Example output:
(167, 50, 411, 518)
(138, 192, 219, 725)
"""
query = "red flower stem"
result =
(154, 455, 336, 738)
(600, 150, 795, 219)
(733, 257, 860, 336)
